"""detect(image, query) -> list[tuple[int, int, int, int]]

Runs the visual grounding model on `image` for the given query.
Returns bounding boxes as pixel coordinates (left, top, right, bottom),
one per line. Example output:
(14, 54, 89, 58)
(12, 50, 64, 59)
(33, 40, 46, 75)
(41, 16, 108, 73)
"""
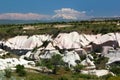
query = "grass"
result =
(0, 20, 120, 79)
(2, 67, 116, 80)
(0, 20, 120, 40)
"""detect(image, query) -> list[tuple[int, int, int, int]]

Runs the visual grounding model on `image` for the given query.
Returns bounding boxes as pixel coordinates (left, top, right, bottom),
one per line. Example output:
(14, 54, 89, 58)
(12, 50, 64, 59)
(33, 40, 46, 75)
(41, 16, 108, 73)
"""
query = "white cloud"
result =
(0, 13, 50, 20)
(52, 8, 87, 20)
(0, 8, 90, 20)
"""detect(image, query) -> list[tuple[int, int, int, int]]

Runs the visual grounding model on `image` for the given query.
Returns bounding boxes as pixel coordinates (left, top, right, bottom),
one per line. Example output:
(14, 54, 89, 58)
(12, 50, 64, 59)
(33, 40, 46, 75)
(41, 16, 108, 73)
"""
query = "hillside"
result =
(0, 20, 120, 80)
(0, 20, 120, 40)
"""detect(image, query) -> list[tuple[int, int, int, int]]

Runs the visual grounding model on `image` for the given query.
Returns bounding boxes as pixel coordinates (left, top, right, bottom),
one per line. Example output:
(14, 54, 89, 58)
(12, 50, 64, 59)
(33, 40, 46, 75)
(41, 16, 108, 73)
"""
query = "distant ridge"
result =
(0, 19, 78, 24)
(0, 20, 44, 24)
(91, 16, 120, 21)
(0, 17, 120, 24)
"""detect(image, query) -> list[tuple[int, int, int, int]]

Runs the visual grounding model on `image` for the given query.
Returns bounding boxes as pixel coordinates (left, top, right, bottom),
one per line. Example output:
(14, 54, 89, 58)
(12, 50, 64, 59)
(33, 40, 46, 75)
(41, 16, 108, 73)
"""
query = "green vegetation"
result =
(16, 65, 26, 77)
(41, 54, 64, 74)
(0, 20, 120, 40)
(58, 76, 68, 80)
(73, 64, 84, 73)
(91, 52, 109, 69)
(0, 69, 118, 80)
(100, 74, 113, 80)
(4, 68, 12, 78)
(108, 76, 120, 80)
(72, 73, 98, 80)
(0, 20, 120, 79)
(109, 62, 120, 75)
(95, 56, 109, 69)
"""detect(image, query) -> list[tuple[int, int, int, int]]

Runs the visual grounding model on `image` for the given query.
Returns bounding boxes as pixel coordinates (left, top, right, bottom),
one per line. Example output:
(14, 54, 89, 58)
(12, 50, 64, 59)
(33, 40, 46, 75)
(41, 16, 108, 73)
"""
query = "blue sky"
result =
(0, 0, 120, 20)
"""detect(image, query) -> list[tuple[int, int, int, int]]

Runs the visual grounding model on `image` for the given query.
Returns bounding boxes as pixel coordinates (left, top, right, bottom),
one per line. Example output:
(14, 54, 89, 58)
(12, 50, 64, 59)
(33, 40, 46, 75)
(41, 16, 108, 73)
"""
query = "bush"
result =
(35, 61, 41, 66)
(41, 54, 63, 74)
(4, 68, 12, 78)
(109, 66, 120, 75)
(94, 57, 109, 69)
(74, 64, 84, 73)
(109, 62, 120, 75)
(80, 55, 86, 61)
(18, 69, 26, 77)
(16, 65, 26, 77)
(0, 71, 5, 79)
(64, 66, 70, 71)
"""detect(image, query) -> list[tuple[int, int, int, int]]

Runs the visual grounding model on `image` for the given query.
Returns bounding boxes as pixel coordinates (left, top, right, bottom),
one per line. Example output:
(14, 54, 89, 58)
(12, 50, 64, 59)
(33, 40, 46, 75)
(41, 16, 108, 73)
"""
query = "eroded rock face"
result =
(62, 50, 80, 67)
(0, 58, 35, 70)
(1, 32, 120, 52)
(53, 32, 81, 49)
(0, 32, 120, 65)
(3, 35, 51, 50)
(54, 32, 120, 53)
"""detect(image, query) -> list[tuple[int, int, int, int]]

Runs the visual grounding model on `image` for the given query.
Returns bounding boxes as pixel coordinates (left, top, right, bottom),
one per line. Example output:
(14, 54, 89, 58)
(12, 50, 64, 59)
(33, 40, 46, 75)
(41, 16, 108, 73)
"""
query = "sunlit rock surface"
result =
(1, 32, 120, 69)
(0, 58, 35, 70)
(1, 32, 120, 51)
(62, 50, 80, 67)
(81, 69, 110, 77)
(3, 35, 51, 50)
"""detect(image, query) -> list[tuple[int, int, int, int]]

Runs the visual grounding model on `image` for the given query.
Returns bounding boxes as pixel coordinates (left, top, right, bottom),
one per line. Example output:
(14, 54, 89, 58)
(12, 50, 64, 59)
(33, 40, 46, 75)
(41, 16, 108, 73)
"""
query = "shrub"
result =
(109, 66, 120, 75)
(16, 65, 26, 77)
(41, 54, 63, 74)
(0, 71, 5, 79)
(80, 55, 86, 61)
(4, 68, 12, 78)
(64, 66, 71, 71)
(94, 56, 109, 69)
(74, 64, 84, 73)
(35, 61, 41, 66)
(109, 62, 120, 75)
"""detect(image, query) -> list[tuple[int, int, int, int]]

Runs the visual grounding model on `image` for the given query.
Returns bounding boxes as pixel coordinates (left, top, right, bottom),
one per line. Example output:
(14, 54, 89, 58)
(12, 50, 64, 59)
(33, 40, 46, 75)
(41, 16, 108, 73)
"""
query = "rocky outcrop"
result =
(1, 32, 120, 52)
(3, 35, 51, 50)
(0, 58, 35, 70)
(62, 50, 80, 67)
(1, 32, 120, 66)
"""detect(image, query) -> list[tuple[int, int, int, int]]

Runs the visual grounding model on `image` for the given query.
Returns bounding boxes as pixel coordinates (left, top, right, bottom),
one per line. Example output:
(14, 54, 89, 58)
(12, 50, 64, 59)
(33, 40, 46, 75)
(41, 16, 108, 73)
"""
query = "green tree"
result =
(41, 54, 63, 74)
(51, 54, 63, 74)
